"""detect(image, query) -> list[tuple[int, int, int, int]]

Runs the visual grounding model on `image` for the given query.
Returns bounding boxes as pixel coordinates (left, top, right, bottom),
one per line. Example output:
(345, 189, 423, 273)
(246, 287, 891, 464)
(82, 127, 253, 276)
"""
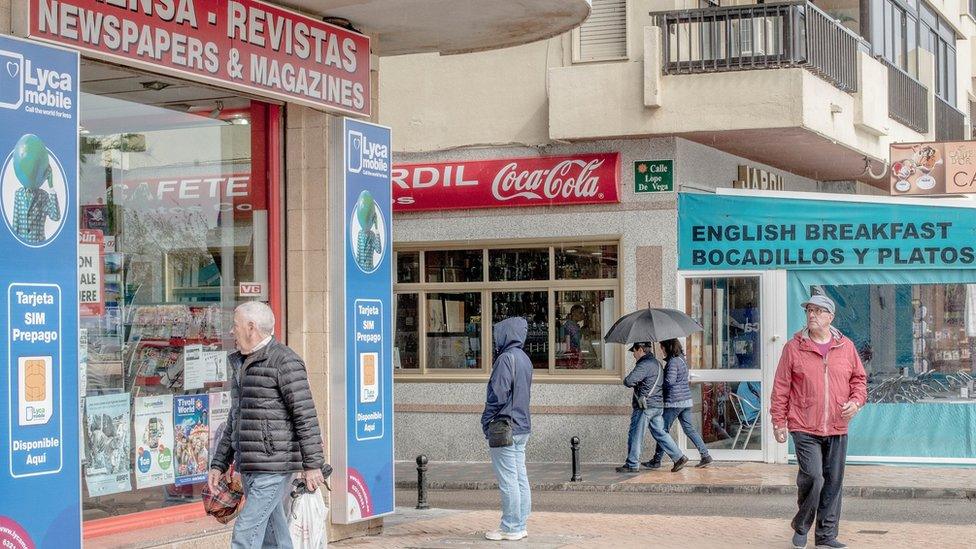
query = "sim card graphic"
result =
(360, 352, 379, 404)
(19, 356, 52, 426)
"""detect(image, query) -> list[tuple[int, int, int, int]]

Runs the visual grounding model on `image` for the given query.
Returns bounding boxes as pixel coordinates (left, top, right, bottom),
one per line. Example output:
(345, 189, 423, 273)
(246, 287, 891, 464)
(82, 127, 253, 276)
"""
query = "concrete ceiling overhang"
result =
(277, 0, 593, 55)
(680, 128, 891, 191)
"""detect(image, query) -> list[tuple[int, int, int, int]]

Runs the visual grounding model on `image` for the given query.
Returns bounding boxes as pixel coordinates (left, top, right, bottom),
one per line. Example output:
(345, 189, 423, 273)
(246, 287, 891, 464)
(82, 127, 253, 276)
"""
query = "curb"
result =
(395, 480, 976, 500)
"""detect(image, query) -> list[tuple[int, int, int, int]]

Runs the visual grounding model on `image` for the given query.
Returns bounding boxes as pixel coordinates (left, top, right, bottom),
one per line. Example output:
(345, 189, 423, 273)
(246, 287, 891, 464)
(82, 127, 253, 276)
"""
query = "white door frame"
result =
(675, 269, 789, 463)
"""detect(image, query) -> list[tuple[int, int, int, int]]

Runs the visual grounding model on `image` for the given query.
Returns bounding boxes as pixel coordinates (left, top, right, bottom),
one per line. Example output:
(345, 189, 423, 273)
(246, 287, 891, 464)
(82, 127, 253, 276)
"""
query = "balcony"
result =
(935, 96, 966, 142)
(546, 2, 932, 187)
(885, 60, 928, 134)
(658, 1, 866, 93)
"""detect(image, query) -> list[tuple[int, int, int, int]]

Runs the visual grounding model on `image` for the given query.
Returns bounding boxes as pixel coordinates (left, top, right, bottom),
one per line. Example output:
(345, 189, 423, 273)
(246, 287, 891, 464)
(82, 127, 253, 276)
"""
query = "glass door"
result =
(677, 273, 770, 461)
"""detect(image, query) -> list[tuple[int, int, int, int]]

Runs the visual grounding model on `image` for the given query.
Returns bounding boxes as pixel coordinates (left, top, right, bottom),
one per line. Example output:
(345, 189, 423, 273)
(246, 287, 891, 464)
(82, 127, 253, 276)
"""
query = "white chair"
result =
(728, 392, 760, 450)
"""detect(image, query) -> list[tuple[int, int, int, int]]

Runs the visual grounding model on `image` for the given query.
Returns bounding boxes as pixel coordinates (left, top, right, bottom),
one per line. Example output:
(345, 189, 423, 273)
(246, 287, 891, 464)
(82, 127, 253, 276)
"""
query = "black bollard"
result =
(416, 454, 430, 510)
(570, 437, 582, 482)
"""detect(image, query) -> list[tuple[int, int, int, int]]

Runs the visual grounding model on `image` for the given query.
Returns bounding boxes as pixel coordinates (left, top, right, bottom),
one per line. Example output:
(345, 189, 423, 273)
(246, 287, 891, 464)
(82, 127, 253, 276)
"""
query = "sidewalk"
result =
(333, 506, 976, 548)
(395, 461, 976, 499)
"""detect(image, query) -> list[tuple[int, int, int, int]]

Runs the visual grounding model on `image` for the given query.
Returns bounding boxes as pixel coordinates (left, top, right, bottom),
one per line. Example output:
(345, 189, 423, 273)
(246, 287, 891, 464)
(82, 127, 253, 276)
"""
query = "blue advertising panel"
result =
(0, 35, 80, 549)
(679, 193, 976, 271)
(339, 118, 393, 522)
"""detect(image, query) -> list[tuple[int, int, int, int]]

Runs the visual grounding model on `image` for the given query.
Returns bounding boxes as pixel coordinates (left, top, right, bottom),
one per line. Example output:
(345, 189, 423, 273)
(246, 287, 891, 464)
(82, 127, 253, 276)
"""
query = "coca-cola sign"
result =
(392, 153, 620, 212)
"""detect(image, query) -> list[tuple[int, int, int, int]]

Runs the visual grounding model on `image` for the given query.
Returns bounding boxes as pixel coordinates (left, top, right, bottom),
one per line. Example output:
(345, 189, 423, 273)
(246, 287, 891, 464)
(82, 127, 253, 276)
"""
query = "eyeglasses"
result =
(805, 307, 831, 316)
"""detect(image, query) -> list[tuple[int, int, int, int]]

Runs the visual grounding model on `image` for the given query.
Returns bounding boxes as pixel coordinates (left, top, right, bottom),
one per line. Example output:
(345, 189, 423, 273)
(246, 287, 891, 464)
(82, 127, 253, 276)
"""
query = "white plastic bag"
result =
(289, 490, 329, 549)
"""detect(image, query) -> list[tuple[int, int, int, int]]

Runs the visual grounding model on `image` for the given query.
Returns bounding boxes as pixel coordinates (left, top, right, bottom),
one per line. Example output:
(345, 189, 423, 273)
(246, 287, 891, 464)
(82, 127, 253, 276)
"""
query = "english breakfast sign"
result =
(391, 153, 621, 212)
(23, 0, 371, 116)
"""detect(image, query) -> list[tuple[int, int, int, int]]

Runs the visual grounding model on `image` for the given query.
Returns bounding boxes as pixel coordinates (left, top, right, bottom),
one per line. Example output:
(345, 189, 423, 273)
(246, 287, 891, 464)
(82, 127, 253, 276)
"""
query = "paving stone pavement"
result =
(333, 507, 976, 548)
(395, 461, 976, 499)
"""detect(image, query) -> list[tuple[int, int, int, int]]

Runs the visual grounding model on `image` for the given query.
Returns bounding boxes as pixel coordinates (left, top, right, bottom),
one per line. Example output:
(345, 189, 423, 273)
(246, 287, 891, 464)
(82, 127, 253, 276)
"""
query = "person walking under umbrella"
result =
(616, 341, 688, 473)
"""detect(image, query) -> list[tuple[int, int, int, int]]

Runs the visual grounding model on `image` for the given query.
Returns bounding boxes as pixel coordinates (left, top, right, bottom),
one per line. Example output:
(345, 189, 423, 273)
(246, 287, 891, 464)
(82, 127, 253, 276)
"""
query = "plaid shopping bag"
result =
(202, 469, 245, 524)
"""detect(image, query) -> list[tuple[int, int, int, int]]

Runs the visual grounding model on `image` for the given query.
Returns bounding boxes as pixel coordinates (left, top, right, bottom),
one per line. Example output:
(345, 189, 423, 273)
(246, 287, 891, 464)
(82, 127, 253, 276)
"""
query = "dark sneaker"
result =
(671, 456, 689, 472)
(615, 465, 639, 473)
(815, 540, 847, 549)
(791, 532, 807, 548)
(641, 460, 662, 469)
(695, 455, 713, 468)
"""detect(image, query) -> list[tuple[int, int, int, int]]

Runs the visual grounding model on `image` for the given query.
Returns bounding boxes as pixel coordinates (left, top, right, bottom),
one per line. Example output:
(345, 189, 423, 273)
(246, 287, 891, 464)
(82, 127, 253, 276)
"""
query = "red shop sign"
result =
(392, 153, 621, 212)
(25, 0, 371, 116)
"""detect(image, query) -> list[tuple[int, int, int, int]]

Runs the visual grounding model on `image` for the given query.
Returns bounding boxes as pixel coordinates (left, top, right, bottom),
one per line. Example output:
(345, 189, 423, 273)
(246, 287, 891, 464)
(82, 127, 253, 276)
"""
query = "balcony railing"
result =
(935, 96, 966, 142)
(655, 1, 867, 92)
(885, 60, 928, 134)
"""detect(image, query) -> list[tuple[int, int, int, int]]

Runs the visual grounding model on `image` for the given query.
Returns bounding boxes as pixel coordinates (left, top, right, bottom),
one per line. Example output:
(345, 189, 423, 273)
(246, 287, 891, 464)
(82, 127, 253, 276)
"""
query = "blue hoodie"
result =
(481, 317, 533, 437)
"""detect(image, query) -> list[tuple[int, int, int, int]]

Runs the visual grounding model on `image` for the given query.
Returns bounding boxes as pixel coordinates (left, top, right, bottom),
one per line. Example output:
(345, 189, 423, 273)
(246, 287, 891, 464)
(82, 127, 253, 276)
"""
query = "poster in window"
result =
(208, 391, 232, 466)
(133, 395, 175, 489)
(82, 204, 110, 233)
(173, 394, 209, 486)
(84, 393, 132, 497)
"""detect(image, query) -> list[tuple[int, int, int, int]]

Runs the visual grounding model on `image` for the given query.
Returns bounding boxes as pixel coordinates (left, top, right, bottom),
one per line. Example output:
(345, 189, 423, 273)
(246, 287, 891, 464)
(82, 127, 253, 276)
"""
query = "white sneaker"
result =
(485, 530, 527, 541)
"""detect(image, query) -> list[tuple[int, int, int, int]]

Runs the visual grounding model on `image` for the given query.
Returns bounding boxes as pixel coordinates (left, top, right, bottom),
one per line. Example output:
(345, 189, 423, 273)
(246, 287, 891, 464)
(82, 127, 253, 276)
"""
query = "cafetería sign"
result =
(23, 0, 371, 116)
(391, 153, 621, 212)
(890, 141, 976, 196)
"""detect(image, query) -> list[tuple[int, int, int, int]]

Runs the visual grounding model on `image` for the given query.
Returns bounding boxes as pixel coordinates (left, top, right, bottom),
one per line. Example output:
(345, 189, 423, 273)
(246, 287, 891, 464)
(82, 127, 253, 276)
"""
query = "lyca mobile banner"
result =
(678, 193, 976, 270)
(26, 0, 371, 116)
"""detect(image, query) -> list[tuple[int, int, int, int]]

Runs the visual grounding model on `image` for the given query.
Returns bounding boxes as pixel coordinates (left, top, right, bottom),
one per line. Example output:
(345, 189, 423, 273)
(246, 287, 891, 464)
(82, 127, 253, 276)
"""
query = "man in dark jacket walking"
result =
(209, 302, 325, 549)
(617, 342, 687, 473)
(481, 317, 533, 542)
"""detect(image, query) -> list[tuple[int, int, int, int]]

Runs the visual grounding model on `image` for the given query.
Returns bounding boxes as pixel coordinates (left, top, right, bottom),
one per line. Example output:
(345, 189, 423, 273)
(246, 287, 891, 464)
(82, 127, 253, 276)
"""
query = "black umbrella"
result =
(603, 307, 703, 344)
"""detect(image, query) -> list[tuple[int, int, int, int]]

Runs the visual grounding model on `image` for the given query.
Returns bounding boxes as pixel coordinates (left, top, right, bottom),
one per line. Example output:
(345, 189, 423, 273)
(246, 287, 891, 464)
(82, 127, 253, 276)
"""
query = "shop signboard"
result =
(679, 193, 976, 270)
(634, 160, 672, 193)
(392, 153, 621, 212)
(23, 0, 372, 117)
(0, 34, 80, 548)
(79, 229, 104, 316)
(329, 118, 394, 524)
(890, 141, 976, 195)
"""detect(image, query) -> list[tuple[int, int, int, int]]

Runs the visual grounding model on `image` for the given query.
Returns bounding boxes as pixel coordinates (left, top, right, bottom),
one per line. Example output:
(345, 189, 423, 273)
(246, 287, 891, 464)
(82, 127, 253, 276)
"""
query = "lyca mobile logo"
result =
(348, 130, 389, 175)
(0, 50, 73, 112)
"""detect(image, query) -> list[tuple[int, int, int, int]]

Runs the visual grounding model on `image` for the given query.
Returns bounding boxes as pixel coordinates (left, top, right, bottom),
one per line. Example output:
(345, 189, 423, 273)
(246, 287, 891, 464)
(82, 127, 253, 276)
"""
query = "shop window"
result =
(397, 251, 421, 283)
(393, 241, 620, 376)
(425, 249, 483, 283)
(395, 293, 420, 369)
(425, 292, 483, 369)
(489, 248, 549, 281)
(555, 243, 618, 279)
(691, 382, 763, 451)
(809, 282, 976, 460)
(555, 290, 617, 370)
(78, 62, 276, 519)
(686, 277, 761, 369)
(492, 291, 550, 369)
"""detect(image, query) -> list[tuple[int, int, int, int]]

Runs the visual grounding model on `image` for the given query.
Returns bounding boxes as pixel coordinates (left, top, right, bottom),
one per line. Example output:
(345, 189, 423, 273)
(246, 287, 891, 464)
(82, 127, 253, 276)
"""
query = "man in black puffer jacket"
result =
(209, 302, 324, 549)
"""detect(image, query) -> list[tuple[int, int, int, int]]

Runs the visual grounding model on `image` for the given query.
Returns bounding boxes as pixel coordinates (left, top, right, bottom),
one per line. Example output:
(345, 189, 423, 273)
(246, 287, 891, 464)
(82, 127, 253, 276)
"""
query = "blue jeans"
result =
(489, 433, 531, 533)
(625, 408, 651, 468)
(232, 473, 293, 549)
(647, 407, 684, 462)
(652, 407, 710, 463)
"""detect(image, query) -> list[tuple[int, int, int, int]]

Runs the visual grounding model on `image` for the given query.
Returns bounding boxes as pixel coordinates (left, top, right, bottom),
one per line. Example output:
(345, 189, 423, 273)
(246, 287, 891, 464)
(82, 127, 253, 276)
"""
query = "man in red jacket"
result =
(771, 294, 867, 549)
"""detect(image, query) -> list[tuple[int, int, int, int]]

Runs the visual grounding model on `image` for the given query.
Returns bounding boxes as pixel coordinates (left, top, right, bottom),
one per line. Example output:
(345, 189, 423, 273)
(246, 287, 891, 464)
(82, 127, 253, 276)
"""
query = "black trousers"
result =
(791, 432, 848, 543)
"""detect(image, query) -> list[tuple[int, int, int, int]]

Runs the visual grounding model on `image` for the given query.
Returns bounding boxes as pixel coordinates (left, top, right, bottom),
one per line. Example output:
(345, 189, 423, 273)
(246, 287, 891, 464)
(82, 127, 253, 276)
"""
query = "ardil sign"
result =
(21, 0, 372, 116)
(391, 153, 621, 212)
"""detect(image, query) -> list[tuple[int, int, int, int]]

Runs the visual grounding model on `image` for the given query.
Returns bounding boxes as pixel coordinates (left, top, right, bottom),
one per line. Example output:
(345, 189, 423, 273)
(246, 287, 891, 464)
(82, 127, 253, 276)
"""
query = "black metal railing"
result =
(885, 60, 928, 134)
(936, 96, 966, 142)
(655, 1, 867, 92)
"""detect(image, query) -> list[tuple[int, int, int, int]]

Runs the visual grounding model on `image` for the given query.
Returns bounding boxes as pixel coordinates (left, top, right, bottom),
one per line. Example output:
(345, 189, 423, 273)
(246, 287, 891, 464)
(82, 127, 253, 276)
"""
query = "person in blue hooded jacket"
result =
(481, 317, 533, 542)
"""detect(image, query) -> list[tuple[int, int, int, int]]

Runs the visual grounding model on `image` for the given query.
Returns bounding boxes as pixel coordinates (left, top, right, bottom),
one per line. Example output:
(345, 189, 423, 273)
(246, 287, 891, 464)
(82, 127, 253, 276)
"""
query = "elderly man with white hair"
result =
(209, 301, 325, 549)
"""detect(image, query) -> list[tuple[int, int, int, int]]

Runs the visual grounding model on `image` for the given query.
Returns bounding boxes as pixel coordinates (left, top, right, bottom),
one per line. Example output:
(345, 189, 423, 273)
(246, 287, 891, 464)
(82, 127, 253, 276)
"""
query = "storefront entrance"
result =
(676, 270, 787, 463)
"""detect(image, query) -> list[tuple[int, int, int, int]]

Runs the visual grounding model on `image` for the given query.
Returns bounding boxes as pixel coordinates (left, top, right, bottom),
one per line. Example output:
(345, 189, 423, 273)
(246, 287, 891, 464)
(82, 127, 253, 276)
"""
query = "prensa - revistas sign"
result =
(24, 0, 371, 116)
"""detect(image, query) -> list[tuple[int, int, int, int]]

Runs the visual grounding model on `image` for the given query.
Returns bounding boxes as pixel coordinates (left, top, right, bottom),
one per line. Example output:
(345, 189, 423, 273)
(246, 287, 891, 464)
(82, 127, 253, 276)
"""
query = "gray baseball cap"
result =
(801, 294, 835, 314)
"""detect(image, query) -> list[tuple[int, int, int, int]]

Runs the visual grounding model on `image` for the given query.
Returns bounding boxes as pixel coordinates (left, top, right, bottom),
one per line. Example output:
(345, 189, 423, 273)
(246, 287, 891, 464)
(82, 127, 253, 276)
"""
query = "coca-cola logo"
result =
(491, 160, 605, 201)
(391, 153, 620, 211)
